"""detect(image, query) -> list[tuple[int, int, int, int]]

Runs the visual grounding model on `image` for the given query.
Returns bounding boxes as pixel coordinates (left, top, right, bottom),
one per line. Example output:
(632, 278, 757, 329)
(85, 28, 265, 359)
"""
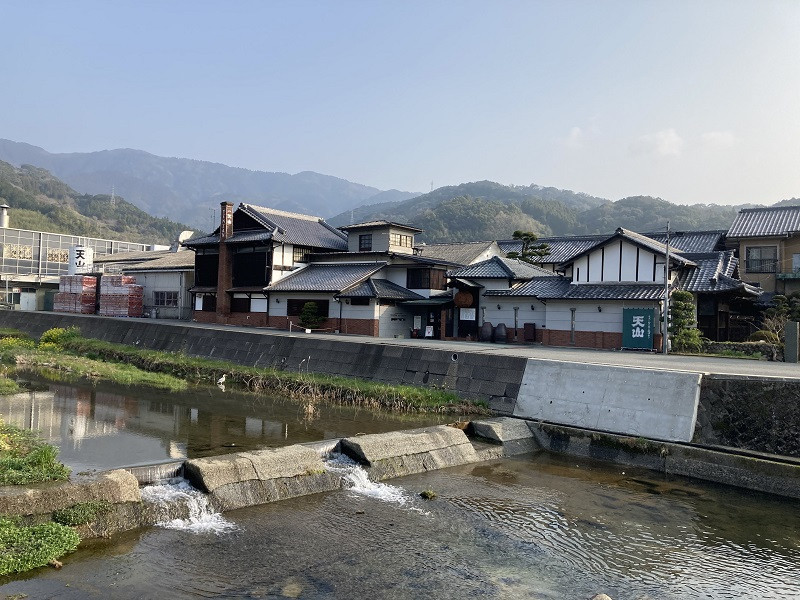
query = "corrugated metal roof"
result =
(339, 278, 425, 300)
(727, 206, 800, 238)
(122, 252, 196, 271)
(415, 241, 499, 266)
(448, 256, 552, 279)
(265, 262, 386, 292)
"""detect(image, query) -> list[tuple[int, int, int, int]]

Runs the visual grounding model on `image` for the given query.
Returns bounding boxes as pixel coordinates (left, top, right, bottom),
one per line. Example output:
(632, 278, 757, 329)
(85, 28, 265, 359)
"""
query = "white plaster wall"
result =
(573, 256, 589, 282)
(341, 300, 377, 320)
(588, 251, 603, 282)
(128, 271, 191, 318)
(347, 228, 390, 252)
(482, 300, 544, 331)
(481, 280, 511, 291)
(603, 243, 620, 281)
(382, 269, 407, 288)
(620, 243, 639, 280)
(378, 305, 413, 338)
(546, 300, 658, 333)
(251, 298, 267, 313)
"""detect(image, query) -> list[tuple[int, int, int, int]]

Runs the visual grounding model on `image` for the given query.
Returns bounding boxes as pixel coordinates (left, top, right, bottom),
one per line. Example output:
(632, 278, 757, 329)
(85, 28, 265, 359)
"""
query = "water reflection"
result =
(0, 377, 454, 472)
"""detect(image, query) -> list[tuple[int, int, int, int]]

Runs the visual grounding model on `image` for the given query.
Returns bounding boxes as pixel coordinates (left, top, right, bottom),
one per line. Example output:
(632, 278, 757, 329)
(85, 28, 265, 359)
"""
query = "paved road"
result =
(177, 319, 800, 380)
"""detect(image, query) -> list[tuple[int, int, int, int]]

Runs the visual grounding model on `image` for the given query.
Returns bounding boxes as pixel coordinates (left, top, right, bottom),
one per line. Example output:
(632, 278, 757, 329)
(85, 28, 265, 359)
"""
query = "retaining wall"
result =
(1, 311, 798, 457)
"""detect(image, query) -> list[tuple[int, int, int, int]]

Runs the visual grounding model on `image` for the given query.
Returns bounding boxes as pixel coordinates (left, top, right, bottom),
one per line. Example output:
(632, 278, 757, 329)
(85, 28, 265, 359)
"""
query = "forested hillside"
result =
(0, 161, 192, 245)
(329, 181, 763, 243)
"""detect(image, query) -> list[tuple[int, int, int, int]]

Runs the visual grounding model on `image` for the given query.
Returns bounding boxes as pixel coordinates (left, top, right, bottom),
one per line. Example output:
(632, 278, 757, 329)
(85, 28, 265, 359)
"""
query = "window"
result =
(293, 246, 310, 263)
(407, 268, 446, 290)
(201, 294, 217, 312)
(359, 234, 372, 251)
(745, 246, 777, 273)
(232, 248, 268, 287)
(231, 296, 251, 312)
(195, 252, 220, 286)
(389, 233, 412, 248)
(154, 291, 179, 307)
(287, 299, 330, 317)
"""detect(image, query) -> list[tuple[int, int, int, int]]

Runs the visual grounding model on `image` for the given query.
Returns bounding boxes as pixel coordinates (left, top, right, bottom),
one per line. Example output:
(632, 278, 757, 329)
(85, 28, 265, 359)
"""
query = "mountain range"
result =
(0, 139, 419, 230)
(0, 138, 796, 245)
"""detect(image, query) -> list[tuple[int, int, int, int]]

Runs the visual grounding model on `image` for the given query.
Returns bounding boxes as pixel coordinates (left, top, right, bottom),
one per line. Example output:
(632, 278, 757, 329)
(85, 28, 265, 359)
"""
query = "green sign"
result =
(622, 308, 655, 349)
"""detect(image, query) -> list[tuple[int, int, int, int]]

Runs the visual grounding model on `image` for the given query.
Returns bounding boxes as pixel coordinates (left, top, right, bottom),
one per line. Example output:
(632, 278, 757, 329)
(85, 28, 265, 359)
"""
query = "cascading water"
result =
(141, 479, 238, 534)
(323, 452, 410, 505)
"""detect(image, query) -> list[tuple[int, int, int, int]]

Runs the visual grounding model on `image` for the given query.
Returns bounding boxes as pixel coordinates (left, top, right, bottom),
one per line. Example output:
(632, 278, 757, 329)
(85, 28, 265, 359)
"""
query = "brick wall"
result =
(540, 328, 623, 350)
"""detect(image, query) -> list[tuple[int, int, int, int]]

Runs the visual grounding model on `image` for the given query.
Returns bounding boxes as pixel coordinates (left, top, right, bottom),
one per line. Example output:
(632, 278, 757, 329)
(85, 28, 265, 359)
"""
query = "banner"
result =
(622, 308, 655, 349)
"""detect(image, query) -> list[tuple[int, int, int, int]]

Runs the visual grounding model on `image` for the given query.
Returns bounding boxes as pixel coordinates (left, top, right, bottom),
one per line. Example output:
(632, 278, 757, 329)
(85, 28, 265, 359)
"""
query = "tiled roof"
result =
(415, 241, 499, 266)
(727, 206, 800, 238)
(183, 233, 220, 247)
(644, 230, 726, 253)
(448, 256, 552, 279)
(338, 220, 423, 233)
(242, 204, 348, 250)
(485, 277, 666, 300)
(122, 252, 196, 271)
(678, 251, 760, 295)
(500, 235, 606, 264)
(264, 262, 386, 293)
(339, 278, 424, 300)
(559, 228, 695, 268)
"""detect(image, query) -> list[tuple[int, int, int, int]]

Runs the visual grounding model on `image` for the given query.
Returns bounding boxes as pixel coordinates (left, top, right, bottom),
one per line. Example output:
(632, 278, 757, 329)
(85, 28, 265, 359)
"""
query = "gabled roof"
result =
(339, 278, 425, 300)
(183, 204, 347, 250)
(415, 241, 500, 266)
(448, 256, 552, 280)
(242, 204, 348, 249)
(338, 220, 423, 233)
(678, 251, 761, 296)
(727, 205, 800, 238)
(644, 230, 726, 253)
(558, 228, 695, 268)
(264, 262, 386, 293)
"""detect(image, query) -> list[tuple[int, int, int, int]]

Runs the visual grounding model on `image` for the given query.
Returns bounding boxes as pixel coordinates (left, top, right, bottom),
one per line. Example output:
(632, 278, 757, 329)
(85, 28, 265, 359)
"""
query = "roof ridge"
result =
(243, 203, 322, 221)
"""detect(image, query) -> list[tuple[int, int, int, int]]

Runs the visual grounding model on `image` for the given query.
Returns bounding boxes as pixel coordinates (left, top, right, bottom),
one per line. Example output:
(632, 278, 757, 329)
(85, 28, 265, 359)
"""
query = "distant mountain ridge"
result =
(0, 160, 192, 245)
(0, 139, 421, 229)
(329, 182, 766, 243)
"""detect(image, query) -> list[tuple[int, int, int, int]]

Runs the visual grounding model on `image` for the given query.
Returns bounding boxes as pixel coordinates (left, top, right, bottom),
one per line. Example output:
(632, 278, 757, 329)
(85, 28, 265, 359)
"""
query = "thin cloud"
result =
(700, 131, 736, 148)
(630, 128, 684, 157)
(562, 126, 585, 149)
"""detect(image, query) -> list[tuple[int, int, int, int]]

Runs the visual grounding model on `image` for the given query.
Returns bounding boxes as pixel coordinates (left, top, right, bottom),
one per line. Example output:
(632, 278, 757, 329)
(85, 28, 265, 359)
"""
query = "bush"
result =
(38, 326, 81, 349)
(0, 423, 70, 485)
(748, 330, 780, 344)
(298, 302, 326, 329)
(672, 328, 705, 353)
(52, 501, 112, 526)
(0, 518, 79, 575)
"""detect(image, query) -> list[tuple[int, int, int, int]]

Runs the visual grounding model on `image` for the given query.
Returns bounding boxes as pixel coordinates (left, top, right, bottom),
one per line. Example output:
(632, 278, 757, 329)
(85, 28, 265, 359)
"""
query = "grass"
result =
(57, 336, 484, 414)
(0, 422, 70, 485)
(0, 376, 19, 395)
(0, 518, 79, 575)
(52, 501, 112, 527)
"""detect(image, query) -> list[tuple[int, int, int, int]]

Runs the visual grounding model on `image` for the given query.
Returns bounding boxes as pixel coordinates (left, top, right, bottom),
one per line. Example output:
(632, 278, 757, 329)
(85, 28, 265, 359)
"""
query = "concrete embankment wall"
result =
(1, 311, 799, 457)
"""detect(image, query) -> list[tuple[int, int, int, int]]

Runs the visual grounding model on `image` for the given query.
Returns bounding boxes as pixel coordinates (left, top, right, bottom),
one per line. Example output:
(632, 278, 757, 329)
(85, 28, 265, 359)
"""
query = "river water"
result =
(0, 380, 798, 598)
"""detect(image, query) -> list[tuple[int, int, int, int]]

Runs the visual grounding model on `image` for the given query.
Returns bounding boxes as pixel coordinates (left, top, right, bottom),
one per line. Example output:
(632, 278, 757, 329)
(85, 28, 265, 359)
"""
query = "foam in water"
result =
(324, 453, 409, 505)
(141, 479, 238, 534)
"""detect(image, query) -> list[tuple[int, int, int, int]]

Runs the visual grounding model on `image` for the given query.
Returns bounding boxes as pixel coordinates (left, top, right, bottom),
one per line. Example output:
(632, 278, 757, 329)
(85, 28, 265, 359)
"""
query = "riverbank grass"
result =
(0, 518, 79, 575)
(59, 335, 482, 413)
(0, 420, 70, 486)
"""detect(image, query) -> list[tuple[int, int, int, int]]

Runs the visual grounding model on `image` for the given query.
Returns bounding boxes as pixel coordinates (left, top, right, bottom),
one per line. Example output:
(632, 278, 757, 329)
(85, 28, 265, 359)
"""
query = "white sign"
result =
(460, 308, 476, 321)
(424, 325, 434, 337)
(68, 245, 93, 275)
(413, 316, 422, 330)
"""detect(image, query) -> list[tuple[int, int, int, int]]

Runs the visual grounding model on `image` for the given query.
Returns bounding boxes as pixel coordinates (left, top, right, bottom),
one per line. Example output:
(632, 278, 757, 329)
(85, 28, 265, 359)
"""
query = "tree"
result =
(669, 290, 704, 353)
(298, 302, 326, 329)
(505, 230, 550, 264)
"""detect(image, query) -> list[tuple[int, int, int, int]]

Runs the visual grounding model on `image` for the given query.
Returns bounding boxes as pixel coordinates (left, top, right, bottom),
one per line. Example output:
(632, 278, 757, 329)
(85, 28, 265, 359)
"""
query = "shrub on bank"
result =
(0, 420, 70, 485)
(0, 518, 79, 575)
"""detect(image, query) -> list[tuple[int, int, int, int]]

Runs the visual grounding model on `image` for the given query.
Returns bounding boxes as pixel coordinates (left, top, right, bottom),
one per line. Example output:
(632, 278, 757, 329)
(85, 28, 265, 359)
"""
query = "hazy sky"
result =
(2, 1, 798, 204)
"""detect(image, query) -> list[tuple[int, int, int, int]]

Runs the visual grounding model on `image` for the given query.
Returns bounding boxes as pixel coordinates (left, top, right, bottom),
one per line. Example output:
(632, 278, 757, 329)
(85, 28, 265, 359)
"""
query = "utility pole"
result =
(663, 220, 670, 355)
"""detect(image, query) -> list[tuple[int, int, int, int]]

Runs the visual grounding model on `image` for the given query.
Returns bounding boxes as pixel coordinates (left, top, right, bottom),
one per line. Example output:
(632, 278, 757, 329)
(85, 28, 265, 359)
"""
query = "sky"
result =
(1, 0, 799, 205)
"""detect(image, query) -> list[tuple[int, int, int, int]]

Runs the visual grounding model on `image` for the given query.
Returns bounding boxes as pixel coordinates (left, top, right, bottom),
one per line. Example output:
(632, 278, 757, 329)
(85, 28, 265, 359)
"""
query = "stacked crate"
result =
(98, 275, 143, 317)
(54, 275, 97, 314)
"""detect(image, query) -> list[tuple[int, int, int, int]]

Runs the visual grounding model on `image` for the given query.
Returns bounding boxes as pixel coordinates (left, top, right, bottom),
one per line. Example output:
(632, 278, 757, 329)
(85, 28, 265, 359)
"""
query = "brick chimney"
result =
(216, 202, 234, 318)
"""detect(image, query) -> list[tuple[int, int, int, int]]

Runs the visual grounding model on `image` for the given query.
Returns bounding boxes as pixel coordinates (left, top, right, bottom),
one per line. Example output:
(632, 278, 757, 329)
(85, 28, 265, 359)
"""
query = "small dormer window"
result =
(359, 234, 372, 252)
(390, 233, 413, 248)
